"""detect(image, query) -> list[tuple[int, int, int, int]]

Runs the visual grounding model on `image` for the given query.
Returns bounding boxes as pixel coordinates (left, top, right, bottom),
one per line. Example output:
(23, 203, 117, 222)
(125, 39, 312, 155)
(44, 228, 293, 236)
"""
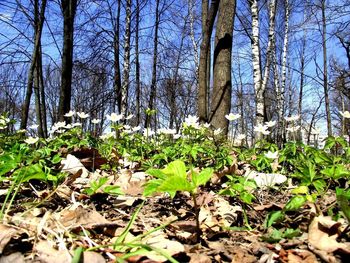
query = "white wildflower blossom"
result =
(237, 134, 246, 141)
(64, 110, 75, 117)
(143, 128, 155, 137)
(24, 136, 39, 144)
(286, 125, 300, 132)
(77, 112, 89, 119)
(125, 114, 134, 120)
(284, 115, 300, 122)
(173, 134, 181, 139)
(53, 121, 66, 130)
(264, 151, 279, 159)
(92, 118, 101, 124)
(254, 124, 270, 135)
(214, 128, 223, 135)
(202, 122, 211, 128)
(132, 126, 141, 132)
(184, 115, 200, 129)
(107, 113, 123, 122)
(265, 120, 276, 127)
(29, 124, 39, 129)
(339, 111, 350, 119)
(225, 113, 241, 121)
(100, 132, 114, 140)
(72, 122, 82, 127)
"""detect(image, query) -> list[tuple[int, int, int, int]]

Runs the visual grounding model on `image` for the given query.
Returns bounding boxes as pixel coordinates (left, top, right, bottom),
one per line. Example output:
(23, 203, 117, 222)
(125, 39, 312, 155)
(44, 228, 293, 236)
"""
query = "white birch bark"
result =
(121, 0, 132, 115)
(188, 0, 199, 81)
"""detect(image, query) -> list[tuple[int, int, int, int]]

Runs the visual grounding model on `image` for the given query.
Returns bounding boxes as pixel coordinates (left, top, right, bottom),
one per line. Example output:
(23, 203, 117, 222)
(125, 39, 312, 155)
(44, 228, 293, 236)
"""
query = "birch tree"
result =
(121, 0, 132, 115)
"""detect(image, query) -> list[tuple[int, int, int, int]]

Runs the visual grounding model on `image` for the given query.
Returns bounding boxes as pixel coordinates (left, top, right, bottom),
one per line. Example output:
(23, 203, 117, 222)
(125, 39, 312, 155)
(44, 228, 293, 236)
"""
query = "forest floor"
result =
(1, 147, 350, 263)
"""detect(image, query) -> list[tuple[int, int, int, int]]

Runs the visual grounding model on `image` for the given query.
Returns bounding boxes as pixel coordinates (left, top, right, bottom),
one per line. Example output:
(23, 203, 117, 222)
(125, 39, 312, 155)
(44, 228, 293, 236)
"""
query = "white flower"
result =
(64, 110, 75, 117)
(125, 114, 134, 120)
(77, 112, 89, 119)
(202, 122, 211, 128)
(100, 132, 114, 140)
(173, 134, 181, 139)
(225, 113, 241, 121)
(29, 124, 39, 129)
(0, 125, 7, 130)
(143, 128, 155, 137)
(72, 122, 82, 127)
(107, 113, 123, 122)
(286, 125, 300, 132)
(214, 128, 223, 135)
(92, 118, 101, 124)
(285, 115, 300, 122)
(24, 136, 39, 144)
(53, 121, 66, 130)
(265, 151, 279, 159)
(132, 126, 141, 132)
(340, 111, 350, 119)
(236, 134, 246, 140)
(184, 115, 200, 129)
(124, 125, 131, 130)
(254, 124, 270, 135)
(157, 128, 176, 135)
(265, 120, 276, 127)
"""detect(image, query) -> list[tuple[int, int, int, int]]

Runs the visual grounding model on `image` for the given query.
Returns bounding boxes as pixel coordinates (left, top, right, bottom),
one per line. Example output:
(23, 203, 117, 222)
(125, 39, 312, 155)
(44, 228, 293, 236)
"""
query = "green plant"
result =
(143, 160, 213, 242)
(219, 175, 257, 229)
(83, 176, 123, 196)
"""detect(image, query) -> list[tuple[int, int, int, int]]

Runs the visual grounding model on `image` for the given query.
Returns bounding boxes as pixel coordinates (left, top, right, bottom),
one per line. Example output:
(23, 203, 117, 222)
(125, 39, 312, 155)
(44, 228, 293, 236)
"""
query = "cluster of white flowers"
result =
(264, 150, 279, 159)
(225, 113, 241, 121)
(254, 124, 270, 135)
(157, 128, 177, 135)
(286, 125, 300, 133)
(0, 116, 10, 130)
(184, 115, 200, 129)
(24, 136, 39, 145)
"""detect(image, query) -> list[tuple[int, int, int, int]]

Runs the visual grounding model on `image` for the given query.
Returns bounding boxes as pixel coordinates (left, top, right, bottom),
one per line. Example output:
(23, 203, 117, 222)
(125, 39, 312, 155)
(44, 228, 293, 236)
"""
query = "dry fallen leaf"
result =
(82, 251, 106, 263)
(0, 252, 25, 263)
(0, 224, 20, 253)
(308, 215, 350, 253)
(34, 240, 71, 263)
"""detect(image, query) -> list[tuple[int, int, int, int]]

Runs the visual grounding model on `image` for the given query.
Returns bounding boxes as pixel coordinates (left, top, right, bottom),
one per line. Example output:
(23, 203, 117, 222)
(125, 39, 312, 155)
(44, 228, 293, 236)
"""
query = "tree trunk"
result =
(249, 0, 263, 138)
(20, 0, 47, 130)
(321, 0, 332, 136)
(135, 0, 141, 125)
(114, 0, 122, 113)
(145, 0, 160, 129)
(198, 0, 220, 123)
(58, 0, 78, 121)
(209, 0, 236, 134)
(121, 0, 132, 115)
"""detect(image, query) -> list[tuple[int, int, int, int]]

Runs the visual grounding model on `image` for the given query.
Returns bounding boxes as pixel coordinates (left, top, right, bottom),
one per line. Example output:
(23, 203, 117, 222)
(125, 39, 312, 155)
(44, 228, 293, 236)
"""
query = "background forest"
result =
(1, 0, 350, 146)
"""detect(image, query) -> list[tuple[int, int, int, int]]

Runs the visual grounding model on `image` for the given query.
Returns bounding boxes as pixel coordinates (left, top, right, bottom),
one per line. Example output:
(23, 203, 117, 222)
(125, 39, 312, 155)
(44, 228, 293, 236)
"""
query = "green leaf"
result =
(313, 179, 326, 193)
(104, 185, 123, 195)
(51, 154, 62, 164)
(284, 195, 306, 212)
(143, 180, 162, 196)
(336, 187, 350, 222)
(261, 228, 283, 243)
(13, 164, 46, 182)
(192, 168, 213, 187)
(283, 228, 301, 239)
(239, 191, 255, 204)
(158, 175, 193, 195)
(162, 160, 187, 178)
(291, 185, 309, 195)
(146, 169, 166, 179)
(265, 210, 285, 228)
(71, 247, 84, 263)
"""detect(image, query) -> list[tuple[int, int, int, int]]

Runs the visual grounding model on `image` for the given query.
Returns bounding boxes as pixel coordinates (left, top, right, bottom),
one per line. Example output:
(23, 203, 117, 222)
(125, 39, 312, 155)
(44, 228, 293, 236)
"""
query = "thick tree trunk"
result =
(58, 0, 77, 121)
(121, 0, 132, 115)
(198, 0, 220, 123)
(145, 0, 160, 129)
(209, 0, 236, 134)
(20, 0, 47, 130)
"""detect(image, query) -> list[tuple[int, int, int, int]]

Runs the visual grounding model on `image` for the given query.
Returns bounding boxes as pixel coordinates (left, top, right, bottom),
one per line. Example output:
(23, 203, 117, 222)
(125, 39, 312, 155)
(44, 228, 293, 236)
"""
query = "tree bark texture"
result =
(197, 0, 220, 123)
(58, 0, 78, 121)
(121, 0, 132, 115)
(209, 0, 236, 134)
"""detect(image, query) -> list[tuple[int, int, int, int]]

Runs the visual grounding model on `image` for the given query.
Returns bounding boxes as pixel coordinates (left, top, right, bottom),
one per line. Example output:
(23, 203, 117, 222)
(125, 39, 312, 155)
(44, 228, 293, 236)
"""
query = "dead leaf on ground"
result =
(0, 252, 25, 263)
(61, 154, 89, 179)
(34, 240, 71, 263)
(82, 251, 106, 263)
(143, 230, 185, 262)
(0, 224, 21, 253)
(188, 253, 211, 263)
(308, 215, 350, 254)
